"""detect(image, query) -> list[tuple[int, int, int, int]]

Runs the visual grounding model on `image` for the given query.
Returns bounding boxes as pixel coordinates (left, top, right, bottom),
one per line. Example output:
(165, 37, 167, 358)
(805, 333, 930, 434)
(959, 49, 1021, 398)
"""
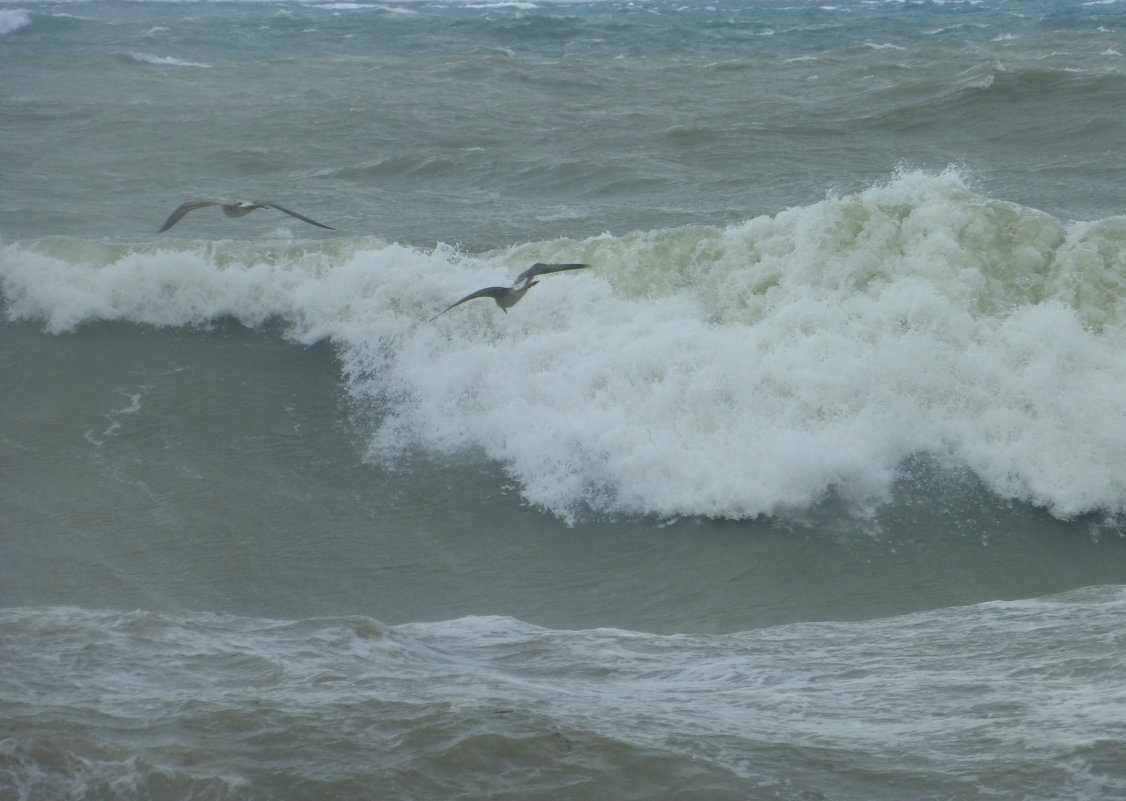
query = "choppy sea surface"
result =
(3, 0, 1126, 798)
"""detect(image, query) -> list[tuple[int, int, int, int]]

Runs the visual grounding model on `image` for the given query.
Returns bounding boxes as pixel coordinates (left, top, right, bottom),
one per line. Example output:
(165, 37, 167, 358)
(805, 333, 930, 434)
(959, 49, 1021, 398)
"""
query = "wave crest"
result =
(3, 170, 1126, 521)
(123, 51, 213, 68)
(0, 8, 31, 34)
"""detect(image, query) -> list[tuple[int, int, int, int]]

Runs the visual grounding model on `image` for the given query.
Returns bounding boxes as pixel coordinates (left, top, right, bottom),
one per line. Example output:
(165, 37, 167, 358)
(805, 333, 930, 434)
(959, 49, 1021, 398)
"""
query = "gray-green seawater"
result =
(3, 1, 1126, 798)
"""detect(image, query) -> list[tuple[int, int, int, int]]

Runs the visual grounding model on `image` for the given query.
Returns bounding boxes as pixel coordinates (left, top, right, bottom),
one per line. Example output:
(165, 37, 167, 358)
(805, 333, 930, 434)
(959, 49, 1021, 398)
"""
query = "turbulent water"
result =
(3, 1, 1126, 799)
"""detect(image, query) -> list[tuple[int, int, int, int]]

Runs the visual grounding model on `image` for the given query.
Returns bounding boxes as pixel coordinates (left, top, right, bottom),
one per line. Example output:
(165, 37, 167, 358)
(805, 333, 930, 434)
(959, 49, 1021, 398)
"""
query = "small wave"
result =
(3, 590, 1126, 799)
(125, 51, 213, 69)
(325, 153, 466, 181)
(309, 2, 385, 10)
(0, 8, 31, 35)
(301, 1, 420, 13)
(464, 2, 541, 9)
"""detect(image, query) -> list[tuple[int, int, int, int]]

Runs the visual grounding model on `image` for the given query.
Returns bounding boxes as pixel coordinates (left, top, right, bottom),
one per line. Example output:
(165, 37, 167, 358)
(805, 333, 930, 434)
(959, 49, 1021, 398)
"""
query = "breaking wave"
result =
(4, 169, 1126, 522)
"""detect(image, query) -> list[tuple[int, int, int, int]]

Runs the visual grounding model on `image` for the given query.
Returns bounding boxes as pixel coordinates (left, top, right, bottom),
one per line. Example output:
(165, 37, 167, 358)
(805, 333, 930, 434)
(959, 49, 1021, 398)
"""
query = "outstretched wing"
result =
(430, 286, 508, 321)
(513, 262, 588, 286)
(158, 200, 220, 232)
(258, 201, 335, 230)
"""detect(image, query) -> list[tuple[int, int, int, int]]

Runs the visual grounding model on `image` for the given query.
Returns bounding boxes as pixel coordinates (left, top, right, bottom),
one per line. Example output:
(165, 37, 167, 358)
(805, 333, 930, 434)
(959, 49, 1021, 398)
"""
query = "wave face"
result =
(3, 589, 1126, 801)
(4, 169, 1126, 522)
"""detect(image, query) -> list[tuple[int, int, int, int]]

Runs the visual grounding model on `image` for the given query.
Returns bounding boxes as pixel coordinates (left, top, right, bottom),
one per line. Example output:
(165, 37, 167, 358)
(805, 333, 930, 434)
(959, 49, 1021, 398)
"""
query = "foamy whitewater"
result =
(3, 0, 1126, 799)
(6, 169, 1126, 522)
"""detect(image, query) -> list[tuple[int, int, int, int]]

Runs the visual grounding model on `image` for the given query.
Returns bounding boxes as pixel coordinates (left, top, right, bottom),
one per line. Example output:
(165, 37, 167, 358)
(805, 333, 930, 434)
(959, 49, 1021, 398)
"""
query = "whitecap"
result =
(0, 8, 31, 35)
(311, 3, 382, 9)
(126, 52, 213, 68)
(464, 2, 540, 9)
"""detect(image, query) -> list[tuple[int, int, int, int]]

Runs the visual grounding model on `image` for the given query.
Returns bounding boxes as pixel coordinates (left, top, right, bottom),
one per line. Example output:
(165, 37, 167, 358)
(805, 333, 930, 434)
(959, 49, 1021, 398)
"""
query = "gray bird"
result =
(432, 263, 589, 320)
(159, 200, 335, 232)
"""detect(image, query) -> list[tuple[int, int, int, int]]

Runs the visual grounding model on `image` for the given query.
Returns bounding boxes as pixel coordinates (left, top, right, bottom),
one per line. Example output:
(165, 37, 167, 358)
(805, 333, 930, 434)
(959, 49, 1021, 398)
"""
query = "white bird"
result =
(431, 263, 589, 320)
(159, 200, 335, 232)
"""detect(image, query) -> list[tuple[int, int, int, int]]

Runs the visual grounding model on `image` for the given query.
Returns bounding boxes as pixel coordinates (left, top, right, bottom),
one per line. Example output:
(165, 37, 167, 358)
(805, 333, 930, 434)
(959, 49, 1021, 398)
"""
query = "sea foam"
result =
(0, 9, 31, 34)
(3, 170, 1125, 522)
(125, 51, 213, 68)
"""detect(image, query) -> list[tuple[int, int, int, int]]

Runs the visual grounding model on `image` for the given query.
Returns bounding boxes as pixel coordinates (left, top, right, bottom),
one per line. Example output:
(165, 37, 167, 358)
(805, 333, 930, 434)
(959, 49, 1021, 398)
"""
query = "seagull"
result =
(158, 200, 335, 232)
(431, 263, 589, 320)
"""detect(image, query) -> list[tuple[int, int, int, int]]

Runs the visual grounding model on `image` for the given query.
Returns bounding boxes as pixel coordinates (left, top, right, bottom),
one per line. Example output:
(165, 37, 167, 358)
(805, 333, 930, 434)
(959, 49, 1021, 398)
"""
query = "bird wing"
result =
(257, 201, 335, 230)
(430, 286, 508, 320)
(158, 200, 220, 232)
(513, 262, 588, 286)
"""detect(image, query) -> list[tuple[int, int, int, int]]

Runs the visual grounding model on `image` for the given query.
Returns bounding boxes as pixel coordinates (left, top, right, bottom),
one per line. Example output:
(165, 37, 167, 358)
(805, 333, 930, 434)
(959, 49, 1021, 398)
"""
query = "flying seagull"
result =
(158, 200, 335, 232)
(431, 263, 589, 320)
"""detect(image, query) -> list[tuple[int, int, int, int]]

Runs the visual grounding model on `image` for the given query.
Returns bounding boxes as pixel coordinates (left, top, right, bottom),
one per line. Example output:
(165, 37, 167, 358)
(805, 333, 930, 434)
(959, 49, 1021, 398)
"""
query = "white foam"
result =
(310, 3, 384, 10)
(126, 51, 213, 68)
(464, 2, 541, 8)
(0, 9, 31, 34)
(4, 170, 1126, 522)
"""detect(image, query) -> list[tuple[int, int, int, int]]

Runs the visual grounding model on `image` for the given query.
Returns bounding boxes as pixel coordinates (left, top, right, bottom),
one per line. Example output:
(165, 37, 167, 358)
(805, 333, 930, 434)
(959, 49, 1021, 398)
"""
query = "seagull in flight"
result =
(158, 200, 335, 232)
(431, 263, 589, 320)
